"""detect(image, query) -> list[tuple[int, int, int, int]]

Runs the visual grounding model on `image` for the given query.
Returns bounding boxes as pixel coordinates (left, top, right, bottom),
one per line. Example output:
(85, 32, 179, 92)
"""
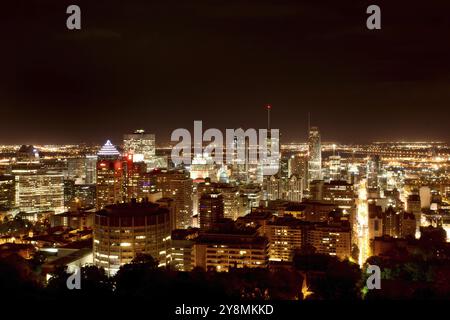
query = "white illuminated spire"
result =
(97, 140, 121, 157)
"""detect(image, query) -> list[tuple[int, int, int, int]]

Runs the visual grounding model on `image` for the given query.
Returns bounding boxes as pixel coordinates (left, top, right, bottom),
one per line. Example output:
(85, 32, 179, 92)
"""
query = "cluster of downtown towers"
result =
(1, 126, 357, 276)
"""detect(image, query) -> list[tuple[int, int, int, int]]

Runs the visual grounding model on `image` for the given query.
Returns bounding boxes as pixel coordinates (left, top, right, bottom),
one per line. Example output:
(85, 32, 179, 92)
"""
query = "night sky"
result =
(1, 0, 450, 145)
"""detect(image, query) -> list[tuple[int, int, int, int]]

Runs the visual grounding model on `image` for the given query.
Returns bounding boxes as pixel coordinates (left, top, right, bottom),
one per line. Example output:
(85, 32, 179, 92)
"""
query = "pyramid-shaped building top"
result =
(97, 140, 121, 157)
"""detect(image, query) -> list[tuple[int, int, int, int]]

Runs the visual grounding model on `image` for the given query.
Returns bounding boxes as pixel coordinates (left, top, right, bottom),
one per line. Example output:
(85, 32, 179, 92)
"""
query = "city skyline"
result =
(2, 0, 450, 308)
(1, 111, 450, 302)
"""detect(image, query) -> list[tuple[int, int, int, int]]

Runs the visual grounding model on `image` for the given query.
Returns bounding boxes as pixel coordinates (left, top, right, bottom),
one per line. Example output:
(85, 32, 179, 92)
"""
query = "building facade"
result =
(93, 201, 172, 276)
(96, 140, 124, 210)
(307, 126, 322, 187)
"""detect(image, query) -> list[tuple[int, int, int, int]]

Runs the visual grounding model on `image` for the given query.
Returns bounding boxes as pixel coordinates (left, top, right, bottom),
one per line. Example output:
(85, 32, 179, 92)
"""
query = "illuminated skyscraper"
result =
(266, 215, 351, 261)
(307, 222, 351, 259)
(217, 185, 241, 220)
(195, 180, 241, 221)
(14, 172, 65, 213)
(153, 169, 193, 229)
(0, 175, 15, 210)
(12, 146, 64, 214)
(71, 184, 96, 210)
(289, 155, 308, 190)
(66, 155, 97, 185)
(96, 140, 124, 210)
(199, 192, 224, 229)
(193, 228, 269, 271)
(284, 175, 303, 202)
(367, 155, 381, 190)
(67, 158, 85, 183)
(229, 135, 249, 182)
(124, 156, 147, 201)
(307, 126, 322, 186)
(407, 193, 421, 235)
(85, 155, 97, 185)
(266, 175, 281, 201)
(123, 129, 156, 169)
(329, 155, 342, 181)
(267, 216, 303, 261)
(265, 174, 303, 202)
(261, 105, 280, 181)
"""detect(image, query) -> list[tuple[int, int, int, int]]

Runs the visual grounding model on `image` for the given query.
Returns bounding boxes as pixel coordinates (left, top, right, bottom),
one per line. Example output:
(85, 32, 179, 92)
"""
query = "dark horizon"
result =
(2, 133, 449, 147)
(2, 0, 450, 145)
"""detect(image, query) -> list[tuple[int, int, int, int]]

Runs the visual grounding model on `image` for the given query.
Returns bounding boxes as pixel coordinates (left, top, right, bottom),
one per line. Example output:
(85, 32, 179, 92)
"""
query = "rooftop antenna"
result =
(308, 112, 311, 133)
(266, 104, 271, 131)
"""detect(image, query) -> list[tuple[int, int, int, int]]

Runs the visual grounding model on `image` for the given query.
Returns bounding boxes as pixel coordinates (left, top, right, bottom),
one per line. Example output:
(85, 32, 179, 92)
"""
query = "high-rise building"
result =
(284, 175, 303, 202)
(96, 140, 124, 210)
(267, 216, 303, 261)
(307, 222, 351, 259)
(85, 155, 97, 185)
(407, 194, 421, 213)
(153, 169, 193, 229)
(124, 157, 147, 202)
(239, 184, 262, 212)
(407, 193, 421, 235)
(192, 227, 269, 271)
(321, 180, 356, 211)
(14, 171, 65, 214)
(64, 179, 75, 208)
(168, 228, 199, 272)
(368, 203, 416, 240)
(67, 158, 86, 184)
(307, 126, 322, 187)
(66, 156, 97, 185)
(279, 156, 290, 179)
(12, 146, 64, 214)
(309, 180, 324, 201)
(367, 155, 382, 191)
(266, 175, 282, 201)
(265, 175, 303, 202)
(195, 180, 242, 221)
(215, 185, 241, 221)
(419, 186, 431, 209)
(0, 175, 15, 210)
(123, 129, 156, 170)
(368, 204, 384, 240)
(399, 212, 416, 238)
(310, 180, 356, 231)
(199, 192, 224, 229)
(73, 184, 96, 209)
(93, 200, 172, 276)
(260, 105, 280, 182)
(383, 206, 398, 237)
(264, 214, 351, 261)
(65, 179, 97, 211)
(329, 155, 342, 181)
(289, 155, 308, 187)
